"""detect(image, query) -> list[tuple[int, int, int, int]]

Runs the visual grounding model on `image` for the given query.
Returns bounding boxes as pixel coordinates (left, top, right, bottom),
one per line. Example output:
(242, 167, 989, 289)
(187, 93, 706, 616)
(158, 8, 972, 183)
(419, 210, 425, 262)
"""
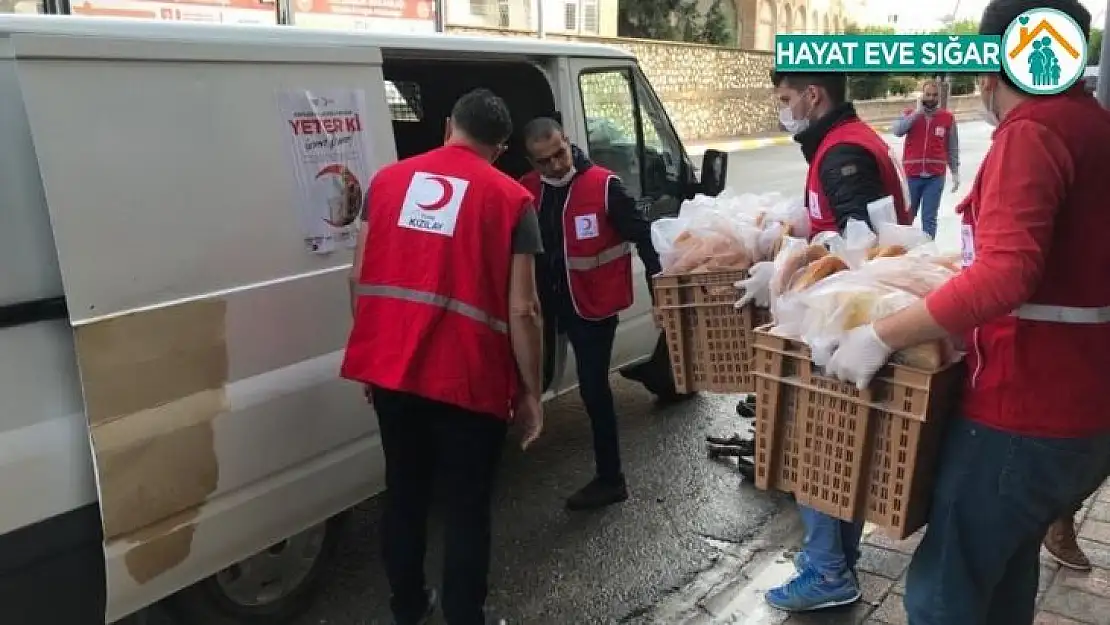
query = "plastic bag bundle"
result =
(650, 190, 807, 275)
(771, 254, 961, 369)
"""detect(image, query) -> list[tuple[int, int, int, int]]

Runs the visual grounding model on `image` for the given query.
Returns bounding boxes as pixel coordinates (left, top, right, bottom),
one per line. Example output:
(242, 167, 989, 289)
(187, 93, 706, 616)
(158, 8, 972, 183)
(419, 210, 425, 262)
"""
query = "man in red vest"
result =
(891, 78, 961, 239)
(342, 88, 544, 625)
(758, 71, 910, 613)
(825, 0, 1110, 621)
(519, 117, 664, 511)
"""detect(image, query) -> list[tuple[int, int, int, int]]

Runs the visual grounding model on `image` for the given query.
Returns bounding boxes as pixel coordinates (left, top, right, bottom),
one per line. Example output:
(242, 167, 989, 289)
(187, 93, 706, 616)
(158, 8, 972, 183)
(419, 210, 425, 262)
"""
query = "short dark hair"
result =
(522, 117, 564, 145)
(979, 0, 1091, 88)
(450, 88, 513, 147)
(770, 72, 848, 105)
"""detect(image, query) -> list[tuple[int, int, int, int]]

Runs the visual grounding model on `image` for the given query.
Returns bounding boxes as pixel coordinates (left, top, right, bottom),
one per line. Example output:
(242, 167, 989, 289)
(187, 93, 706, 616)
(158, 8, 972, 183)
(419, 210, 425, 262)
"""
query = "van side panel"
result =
(10, 32, 396, 621)
(0, 47, 105, 623)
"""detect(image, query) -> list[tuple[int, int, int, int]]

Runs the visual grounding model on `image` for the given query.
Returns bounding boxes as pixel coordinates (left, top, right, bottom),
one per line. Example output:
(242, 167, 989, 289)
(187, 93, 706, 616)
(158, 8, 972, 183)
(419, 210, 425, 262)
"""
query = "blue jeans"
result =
(907, 175, 945, 239)
(905, 417, 1110, 625)
(799, 505, 865, 578)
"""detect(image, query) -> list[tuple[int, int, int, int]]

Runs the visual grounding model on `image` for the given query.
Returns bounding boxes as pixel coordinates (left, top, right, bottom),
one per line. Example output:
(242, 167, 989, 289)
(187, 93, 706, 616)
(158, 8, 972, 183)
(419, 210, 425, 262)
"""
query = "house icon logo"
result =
(1002, 8, 1087, 95)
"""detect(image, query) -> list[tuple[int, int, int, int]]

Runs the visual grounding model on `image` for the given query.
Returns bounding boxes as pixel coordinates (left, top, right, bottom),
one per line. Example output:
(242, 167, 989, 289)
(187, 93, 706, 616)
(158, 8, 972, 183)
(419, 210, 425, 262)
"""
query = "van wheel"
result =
(164, 513, 348, 624)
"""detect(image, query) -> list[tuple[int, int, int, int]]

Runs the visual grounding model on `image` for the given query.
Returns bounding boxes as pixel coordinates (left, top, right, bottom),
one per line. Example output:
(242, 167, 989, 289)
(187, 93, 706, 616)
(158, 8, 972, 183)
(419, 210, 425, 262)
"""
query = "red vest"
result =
(956, 92, 1110, 438)
(901, 108, 955, 178)
(340, 145, 532, 419)
(520, 167, 633, 320)
(804, 118, 911, 236)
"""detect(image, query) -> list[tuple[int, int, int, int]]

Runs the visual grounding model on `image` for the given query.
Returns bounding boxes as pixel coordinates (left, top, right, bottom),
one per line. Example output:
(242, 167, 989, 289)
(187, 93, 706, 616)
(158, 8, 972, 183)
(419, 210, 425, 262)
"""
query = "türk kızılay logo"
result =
(1002, 7, 1087, 94)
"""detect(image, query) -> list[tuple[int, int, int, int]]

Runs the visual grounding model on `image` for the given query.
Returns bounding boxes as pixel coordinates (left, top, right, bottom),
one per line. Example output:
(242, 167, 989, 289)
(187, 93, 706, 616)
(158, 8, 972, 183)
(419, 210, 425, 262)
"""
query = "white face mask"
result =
(541, 167, 576, 188)
(779, 105, 810, 135)
(979, 87, 999, 127)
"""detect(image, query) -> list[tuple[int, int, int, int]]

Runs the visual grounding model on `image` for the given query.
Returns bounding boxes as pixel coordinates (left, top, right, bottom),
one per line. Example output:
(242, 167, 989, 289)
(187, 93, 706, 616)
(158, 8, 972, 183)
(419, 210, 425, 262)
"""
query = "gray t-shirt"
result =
(360, 195, 543, 255)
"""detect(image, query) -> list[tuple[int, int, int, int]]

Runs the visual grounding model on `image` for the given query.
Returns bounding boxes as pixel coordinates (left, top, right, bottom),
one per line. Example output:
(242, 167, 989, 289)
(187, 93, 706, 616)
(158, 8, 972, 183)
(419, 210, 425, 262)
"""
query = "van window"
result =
(579, 69, 643, 199)
(578, 68, 686, 218)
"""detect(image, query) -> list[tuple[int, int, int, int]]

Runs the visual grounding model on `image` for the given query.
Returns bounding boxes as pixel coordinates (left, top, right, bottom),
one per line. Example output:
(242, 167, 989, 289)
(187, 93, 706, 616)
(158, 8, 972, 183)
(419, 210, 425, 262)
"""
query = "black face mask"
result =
(923, 101, 938, 111)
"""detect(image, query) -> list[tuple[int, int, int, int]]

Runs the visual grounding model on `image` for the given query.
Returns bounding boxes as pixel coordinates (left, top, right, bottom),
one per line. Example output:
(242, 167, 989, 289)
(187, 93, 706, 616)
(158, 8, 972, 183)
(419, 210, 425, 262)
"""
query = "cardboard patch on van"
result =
(73, 299, 228, 583)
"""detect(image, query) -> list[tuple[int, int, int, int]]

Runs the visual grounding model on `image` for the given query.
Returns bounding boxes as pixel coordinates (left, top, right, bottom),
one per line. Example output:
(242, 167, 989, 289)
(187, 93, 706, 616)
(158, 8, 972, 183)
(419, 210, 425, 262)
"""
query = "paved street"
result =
(149, 121, 996, 625)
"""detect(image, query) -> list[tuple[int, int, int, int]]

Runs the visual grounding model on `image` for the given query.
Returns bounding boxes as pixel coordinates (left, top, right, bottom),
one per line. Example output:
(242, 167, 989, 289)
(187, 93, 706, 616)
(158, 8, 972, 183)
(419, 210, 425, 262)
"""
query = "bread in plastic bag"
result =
(772, 254, 961, 371)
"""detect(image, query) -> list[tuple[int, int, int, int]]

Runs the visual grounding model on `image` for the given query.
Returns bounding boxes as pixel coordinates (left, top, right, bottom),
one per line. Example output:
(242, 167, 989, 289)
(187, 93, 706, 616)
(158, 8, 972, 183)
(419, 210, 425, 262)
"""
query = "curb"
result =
(687, 122, 896, 157)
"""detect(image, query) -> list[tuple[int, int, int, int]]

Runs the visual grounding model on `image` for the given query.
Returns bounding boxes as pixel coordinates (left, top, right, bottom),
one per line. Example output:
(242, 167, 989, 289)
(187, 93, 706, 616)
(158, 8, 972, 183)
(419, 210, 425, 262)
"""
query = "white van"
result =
(0, 15, 728, 624)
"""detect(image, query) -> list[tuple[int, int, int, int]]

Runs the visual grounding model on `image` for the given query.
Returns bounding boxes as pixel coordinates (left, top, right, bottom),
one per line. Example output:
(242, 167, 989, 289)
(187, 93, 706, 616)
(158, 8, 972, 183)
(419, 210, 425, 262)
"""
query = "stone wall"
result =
(855, 94, 981, 124)
(445, 26, 980, 143)
(447, 26, 779, 142)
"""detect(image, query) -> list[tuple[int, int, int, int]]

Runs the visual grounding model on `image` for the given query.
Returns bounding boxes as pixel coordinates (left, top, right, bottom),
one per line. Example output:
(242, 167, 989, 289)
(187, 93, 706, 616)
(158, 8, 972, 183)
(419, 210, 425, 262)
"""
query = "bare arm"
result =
(509, 252, 543, 399)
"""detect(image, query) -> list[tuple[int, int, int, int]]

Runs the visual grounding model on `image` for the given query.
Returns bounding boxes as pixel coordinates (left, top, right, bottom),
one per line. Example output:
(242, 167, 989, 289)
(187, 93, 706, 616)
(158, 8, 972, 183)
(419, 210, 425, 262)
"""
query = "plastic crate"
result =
(751, 326, 964, 539)
(653, 269, 771, 395)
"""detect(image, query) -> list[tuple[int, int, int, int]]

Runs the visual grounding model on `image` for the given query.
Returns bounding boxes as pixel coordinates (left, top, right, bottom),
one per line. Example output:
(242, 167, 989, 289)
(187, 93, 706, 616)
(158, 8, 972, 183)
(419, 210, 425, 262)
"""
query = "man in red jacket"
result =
(343, 89, 543, 625)
(824, 0, 1110, 621)
(890, 79, 961, 239)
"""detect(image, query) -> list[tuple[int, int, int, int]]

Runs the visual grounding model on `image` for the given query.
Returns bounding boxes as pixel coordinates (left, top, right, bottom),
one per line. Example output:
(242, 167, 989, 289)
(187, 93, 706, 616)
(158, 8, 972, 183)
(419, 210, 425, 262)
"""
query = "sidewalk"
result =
(766, 480, 1110, 625)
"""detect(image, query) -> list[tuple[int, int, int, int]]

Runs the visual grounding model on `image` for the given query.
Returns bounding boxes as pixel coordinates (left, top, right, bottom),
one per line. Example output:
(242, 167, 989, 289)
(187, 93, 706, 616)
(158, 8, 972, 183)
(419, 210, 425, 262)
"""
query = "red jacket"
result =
(900, 108, 955, 178)
(341, 145, 532, 419)
(925, 89, 1110, 437)
(520, 167, 633, 320)
(805, 118, 911, 235)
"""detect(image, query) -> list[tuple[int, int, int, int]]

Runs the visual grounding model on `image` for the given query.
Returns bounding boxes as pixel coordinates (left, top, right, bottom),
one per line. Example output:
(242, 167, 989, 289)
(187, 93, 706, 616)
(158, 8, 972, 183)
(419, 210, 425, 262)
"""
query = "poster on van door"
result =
(278, 89, 371, 254)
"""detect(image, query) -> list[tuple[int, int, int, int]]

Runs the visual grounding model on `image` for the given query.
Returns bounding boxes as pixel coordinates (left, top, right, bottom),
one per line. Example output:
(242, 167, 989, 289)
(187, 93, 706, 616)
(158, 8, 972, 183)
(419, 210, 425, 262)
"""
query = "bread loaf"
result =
(894, 341, 946, 370)
(789, 255, 848, 292)
(772, 244, 828, 294)
(866, 245, 908, 260)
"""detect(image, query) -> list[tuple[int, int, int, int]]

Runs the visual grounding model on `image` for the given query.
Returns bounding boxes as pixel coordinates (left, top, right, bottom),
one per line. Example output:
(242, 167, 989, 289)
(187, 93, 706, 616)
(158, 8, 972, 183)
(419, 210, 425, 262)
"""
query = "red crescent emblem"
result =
(417, 175, 454, 211)
(316, 164, 362, 228)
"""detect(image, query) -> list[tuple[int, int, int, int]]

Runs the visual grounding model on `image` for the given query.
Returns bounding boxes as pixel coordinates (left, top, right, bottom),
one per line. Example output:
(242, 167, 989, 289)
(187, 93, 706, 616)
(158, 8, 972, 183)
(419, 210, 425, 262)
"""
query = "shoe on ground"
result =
(1044, 516, 1092, 571)
(566, 476, 629, 511)
(393, 588, 436, 625)
(792, 551, 860, 587)
(764, 566, 861, 612)
(706, 432, 751, 447)
(655, 391, 697, 407)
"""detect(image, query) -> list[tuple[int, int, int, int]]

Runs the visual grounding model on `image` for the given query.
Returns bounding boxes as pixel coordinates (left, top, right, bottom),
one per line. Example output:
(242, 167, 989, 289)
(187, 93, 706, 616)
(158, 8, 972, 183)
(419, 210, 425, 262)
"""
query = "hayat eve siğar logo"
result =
(1002, 7, 1087, 95)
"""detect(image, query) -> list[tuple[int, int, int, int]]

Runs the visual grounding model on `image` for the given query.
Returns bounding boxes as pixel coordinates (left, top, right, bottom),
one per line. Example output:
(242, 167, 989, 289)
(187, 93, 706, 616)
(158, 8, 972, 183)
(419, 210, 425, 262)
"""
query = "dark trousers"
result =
(372, 386, 508, 625)
(904, 417, 1110, 625)
(564, 314, 623, 482)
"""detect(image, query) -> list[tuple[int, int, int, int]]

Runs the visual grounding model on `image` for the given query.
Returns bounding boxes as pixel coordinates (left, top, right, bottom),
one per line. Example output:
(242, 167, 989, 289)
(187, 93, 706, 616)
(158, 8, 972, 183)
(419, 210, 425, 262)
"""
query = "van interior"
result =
(381, 57, 563, 388)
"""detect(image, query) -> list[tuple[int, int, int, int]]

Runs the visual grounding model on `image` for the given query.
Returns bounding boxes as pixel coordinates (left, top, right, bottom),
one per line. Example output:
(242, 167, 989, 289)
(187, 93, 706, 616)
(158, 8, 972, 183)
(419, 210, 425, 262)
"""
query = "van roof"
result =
(0, 14, 635, 60)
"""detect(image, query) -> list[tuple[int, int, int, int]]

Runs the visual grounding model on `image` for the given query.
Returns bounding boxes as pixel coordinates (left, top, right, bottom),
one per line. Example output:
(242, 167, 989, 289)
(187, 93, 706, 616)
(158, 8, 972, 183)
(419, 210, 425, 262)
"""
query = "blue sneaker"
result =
(765, 567, 861, 612)
(792, 550, 808, 572)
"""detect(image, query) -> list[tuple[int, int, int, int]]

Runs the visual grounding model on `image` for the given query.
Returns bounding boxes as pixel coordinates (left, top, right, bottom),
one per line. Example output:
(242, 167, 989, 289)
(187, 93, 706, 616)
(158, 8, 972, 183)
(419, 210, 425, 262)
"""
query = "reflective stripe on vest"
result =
(357, 284, 509, 334)
(566, 242, 632, 271)
(1012, 303, 1110, 324)
(904, 158, 949, 167)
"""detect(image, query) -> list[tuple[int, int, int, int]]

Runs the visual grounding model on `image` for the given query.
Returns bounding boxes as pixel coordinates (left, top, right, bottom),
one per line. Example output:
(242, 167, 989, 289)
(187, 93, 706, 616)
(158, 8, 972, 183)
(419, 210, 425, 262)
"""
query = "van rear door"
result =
(8, 23, 396, 622)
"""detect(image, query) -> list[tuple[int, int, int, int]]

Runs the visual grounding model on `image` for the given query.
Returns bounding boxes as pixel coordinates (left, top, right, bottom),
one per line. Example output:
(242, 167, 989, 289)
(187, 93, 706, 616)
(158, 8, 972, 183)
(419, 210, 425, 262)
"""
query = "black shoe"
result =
(736, 398, 757, 419)
(655, 391, 697, 407)
(737, 456, 756, 482)
(393, 589, 436, 625)
(706, 432, 750, 447)
(566, 476, 629, 511)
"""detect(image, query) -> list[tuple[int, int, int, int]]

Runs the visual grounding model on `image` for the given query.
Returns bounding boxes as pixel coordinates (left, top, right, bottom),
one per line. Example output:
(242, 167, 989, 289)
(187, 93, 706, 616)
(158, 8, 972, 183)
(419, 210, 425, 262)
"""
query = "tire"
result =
(163, 512, 349, 625)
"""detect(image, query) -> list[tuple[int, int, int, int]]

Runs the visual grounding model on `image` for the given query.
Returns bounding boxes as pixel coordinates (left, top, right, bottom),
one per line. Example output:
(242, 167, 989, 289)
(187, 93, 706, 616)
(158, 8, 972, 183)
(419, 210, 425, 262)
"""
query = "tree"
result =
(843, 23, 894, 100)
(1090, 28, 1103, 66)
(698, 0, 734, 46)
(618, 0, 733, 46)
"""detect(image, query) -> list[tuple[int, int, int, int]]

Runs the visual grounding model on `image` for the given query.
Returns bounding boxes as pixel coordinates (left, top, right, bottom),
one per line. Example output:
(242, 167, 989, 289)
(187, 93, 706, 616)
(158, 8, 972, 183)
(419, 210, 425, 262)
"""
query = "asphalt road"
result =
(149, 121, 994, 625)
(291, 384, 785, 625)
